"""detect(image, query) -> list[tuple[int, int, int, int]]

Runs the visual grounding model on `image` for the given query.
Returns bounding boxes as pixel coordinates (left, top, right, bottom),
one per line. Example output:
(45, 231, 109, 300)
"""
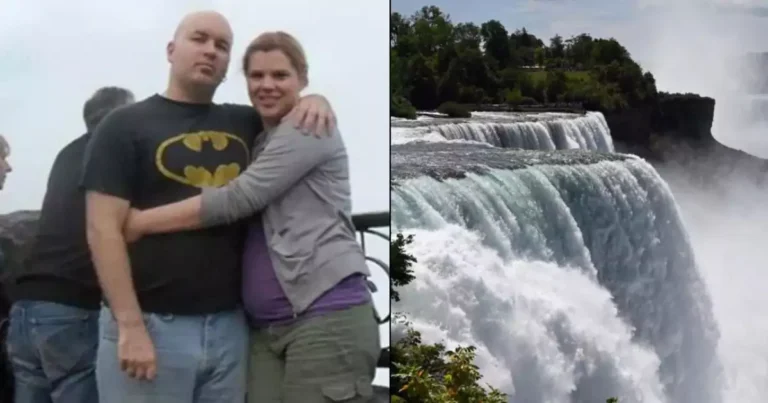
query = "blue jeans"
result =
(95, 306, 248, 403)
(5, 300, 100, 403)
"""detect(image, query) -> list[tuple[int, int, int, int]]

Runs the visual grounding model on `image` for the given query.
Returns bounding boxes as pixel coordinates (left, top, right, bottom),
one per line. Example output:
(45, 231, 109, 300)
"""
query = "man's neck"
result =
(262, 119, 277, 130)
(164, 80, 215, 105)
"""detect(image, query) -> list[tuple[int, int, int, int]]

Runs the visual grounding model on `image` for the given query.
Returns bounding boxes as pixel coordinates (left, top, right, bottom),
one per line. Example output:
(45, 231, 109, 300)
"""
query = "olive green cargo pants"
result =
(246, 303, 381, 402)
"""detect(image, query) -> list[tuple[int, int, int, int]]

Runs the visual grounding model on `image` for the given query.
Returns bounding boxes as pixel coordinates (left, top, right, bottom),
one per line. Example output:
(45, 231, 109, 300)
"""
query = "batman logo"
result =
(155, 131, 250, 188)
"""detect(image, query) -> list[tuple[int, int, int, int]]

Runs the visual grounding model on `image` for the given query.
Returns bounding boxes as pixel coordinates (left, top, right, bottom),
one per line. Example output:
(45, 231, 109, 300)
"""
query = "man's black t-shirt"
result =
(8, 133, 102, 309)
(80, 94, 262, 315)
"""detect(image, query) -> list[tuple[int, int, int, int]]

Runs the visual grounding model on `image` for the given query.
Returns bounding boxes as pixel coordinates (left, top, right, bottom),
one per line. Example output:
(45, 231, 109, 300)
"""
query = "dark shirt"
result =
(9, 133, 101, 309)
(80, 94, 262, 315)
(0, 242, 10, 314)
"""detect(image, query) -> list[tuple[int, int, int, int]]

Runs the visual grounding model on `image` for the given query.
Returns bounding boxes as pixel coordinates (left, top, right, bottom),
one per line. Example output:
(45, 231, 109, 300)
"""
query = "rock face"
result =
(655, 93, 716, 142)
(0, 210, 39, 251)
(602, 92, 716, 149)
(0, 210, 40, 311)
(606, 93, 768, 187)
(602, 105, 655, 146)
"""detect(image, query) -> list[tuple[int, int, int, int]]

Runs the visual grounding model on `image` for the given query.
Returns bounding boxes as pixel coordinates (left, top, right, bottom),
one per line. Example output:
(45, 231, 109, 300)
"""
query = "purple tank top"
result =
(241, 217, 370, 326)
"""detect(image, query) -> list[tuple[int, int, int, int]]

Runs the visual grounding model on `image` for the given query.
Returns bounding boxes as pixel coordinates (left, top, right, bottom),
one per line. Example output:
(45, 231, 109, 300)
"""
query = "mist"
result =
(638, 1, 768, 156)
(635, 2, 768, 401)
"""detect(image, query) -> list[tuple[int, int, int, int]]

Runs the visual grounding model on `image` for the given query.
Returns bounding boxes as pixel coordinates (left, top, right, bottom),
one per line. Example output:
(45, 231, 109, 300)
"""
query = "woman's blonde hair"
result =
(242, 31, 308, 86)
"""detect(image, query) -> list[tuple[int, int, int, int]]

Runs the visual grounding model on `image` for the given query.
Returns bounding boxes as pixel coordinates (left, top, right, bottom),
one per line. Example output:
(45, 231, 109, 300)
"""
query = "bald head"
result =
(166, 10, 233, 102)
(173, 10, 232, 41)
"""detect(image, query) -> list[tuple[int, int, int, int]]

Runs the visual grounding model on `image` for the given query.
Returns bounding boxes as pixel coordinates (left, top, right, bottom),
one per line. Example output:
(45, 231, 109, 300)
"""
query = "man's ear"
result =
(166, 41, 175, 63)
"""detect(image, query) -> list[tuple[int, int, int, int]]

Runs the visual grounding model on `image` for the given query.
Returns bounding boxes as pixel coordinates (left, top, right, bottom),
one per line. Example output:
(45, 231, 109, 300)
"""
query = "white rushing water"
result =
(391, 112, 614, 152)
(391, 113, 727, 403)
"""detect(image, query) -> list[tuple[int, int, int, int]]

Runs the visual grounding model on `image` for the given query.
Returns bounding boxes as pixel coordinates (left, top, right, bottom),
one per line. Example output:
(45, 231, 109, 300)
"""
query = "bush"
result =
(436, 102, 471, 118)
(392, 326, 508, 403)
(504, 88, 523, 105)
(392, 95, 417, 119)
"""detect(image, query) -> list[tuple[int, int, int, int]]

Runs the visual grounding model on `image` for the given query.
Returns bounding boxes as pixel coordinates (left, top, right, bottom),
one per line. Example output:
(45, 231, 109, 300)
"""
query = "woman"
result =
(124, 32, 380, 402)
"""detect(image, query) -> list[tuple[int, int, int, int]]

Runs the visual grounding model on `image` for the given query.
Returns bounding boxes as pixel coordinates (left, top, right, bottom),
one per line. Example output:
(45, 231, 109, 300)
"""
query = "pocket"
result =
(320, 378, 374, 401)
(25, 301, 95, 325)
(29, 312, 98, 375)
(30, 313, 92, 325)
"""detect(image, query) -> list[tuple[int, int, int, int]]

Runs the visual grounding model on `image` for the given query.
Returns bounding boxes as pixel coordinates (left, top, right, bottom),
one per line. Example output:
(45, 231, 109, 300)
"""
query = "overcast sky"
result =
(1, 0, 390, 384)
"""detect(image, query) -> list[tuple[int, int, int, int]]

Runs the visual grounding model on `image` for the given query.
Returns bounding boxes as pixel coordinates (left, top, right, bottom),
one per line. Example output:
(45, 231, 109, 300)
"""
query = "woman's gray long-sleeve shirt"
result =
(200, 121, 371, 315)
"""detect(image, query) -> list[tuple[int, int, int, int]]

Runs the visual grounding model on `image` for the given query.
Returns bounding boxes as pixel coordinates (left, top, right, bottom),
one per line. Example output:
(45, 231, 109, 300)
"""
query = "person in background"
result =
(4, 87, 135, 403)
(0, 133, 14, 403)
(81, 11, 337, 403)
(125, 31, 380, 403)
(0, 134, 11, 191)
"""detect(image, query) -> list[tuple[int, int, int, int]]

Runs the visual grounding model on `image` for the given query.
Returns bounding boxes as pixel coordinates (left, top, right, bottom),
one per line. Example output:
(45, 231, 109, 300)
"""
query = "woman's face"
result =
(245, 50, 304, 124)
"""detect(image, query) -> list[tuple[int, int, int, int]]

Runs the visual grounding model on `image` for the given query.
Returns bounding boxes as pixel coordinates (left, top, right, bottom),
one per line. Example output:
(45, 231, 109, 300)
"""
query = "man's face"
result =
(167, 14, 233, 91)
(0, 138, 11, 191)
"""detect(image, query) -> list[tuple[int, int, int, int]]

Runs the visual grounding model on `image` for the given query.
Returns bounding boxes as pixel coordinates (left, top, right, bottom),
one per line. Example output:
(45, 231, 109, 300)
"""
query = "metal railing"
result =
(351, 211, 390, 369)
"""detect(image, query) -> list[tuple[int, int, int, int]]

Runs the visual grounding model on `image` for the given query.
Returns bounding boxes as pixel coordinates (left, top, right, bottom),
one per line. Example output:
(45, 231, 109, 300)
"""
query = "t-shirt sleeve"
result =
(223, 103, 264, 148)
(80, 109, 138, 201)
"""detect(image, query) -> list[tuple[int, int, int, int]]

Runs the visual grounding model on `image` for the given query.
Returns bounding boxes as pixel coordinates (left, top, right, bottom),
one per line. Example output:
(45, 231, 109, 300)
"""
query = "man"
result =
(81, 11, 336, 402)
(4, 87, 135, 403)
(0, 133, 14, 403)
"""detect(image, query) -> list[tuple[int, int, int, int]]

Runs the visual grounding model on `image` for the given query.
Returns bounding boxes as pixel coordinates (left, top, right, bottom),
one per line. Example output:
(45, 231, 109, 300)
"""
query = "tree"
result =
(389, 5, 658, 117)
(391, 233, 416, 303)
(480, 20, 510, 68)
(549, 34, 565, 60)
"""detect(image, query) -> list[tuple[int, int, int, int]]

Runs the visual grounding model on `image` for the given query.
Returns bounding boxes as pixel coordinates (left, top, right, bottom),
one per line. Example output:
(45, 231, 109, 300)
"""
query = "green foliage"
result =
(392, 94, 417, 119)
(390, 6, 658, 113)
(392, 328, 507, 402)
(391, 233, 417, 302)
(437, 102, 471, 118)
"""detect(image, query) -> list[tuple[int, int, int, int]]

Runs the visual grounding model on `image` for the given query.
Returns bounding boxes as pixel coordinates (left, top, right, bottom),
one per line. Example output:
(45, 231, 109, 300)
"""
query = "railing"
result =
(352, 211, 390, 369)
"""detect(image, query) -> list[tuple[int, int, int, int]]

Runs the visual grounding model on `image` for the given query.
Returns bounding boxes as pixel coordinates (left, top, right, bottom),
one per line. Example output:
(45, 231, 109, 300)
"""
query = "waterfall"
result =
(391, 112, 614, 152)
(391, 139, 722, 403)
